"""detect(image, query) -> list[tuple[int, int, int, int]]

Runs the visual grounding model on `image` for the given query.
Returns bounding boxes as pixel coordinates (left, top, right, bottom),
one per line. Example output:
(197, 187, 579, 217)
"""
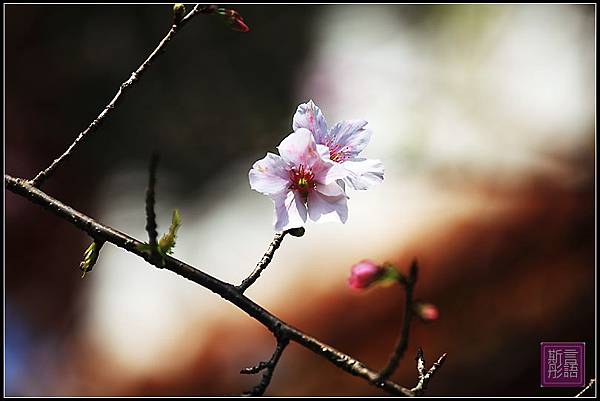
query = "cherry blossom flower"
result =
(249, 128, 348, 231)
(292, 100, 384, 190)
(348, 260, 385, 290)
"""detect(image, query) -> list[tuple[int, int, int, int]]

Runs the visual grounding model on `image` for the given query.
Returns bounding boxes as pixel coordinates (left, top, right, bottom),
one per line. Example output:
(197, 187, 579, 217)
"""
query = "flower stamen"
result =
(327, 142, 352, 163)
(289, 165, 315, 195)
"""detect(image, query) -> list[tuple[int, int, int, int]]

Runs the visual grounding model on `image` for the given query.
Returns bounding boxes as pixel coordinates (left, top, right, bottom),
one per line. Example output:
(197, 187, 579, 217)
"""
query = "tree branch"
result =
(378, 260, 418, 381)
(145, 153, 160, 263)
(241, 334, 289, 396)
(6, 174, 441, 396)
(415, 347, 426, 378)
(410, 349, 447, 396)
(238, 231, 287, 293)
(238, 227, 305, 293)
(29, 4, 209, 188)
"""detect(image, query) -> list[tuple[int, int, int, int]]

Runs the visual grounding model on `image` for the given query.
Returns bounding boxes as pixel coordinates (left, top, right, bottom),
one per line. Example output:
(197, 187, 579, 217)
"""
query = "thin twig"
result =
(6, 174, 431, 397)
(410, 351, 447, 396)
(415, 347, 426, 378)
(241, 335, 289, 396)
(238, 231, 288, 293)
(29, 4, 208, 188)
(575, 378, 596, 397)
(378, 260, 419, 381)
(145, 153, 160, 263)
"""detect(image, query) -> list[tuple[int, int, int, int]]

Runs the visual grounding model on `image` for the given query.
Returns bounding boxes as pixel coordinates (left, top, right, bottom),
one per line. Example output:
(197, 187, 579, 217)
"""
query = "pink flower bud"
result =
(414, 302, 439, 322)
(348, 260, 385, 290)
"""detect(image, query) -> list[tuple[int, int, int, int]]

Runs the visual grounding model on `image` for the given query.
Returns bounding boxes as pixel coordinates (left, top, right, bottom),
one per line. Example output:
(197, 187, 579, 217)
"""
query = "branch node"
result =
(410, 351, 447, 395)
(241, 336, 289, 396)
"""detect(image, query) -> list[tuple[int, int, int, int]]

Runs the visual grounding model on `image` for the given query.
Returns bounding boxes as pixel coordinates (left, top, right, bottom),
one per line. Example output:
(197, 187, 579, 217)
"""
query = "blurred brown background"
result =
(4, 4, 596, 397)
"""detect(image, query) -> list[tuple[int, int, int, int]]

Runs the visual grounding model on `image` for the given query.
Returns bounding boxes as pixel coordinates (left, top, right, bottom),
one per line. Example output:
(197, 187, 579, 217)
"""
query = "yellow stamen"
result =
(297, 177, 308, 188)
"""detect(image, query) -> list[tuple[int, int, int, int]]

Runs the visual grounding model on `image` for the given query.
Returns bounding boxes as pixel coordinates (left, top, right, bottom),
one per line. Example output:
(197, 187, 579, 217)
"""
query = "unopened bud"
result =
(172, 3, 186, 24)
(348, 260, 385, 290)
(79, 240, 104, 278)
(229, 14, 250, 32)
(216, 8, 250, 33)
(286, 227, 305, 237)
(414, 302, 439, 322)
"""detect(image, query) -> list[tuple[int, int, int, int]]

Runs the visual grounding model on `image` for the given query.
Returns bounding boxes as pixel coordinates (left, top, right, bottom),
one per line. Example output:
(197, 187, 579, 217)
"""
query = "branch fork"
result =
(241, 333, 290, 396)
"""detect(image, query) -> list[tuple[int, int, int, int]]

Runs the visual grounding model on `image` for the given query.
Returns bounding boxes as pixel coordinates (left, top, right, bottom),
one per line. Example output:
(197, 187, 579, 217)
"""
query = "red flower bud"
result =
(217, 8, 250, 33)
(348, 260, 385, 290)
(414, 302, 439, 322)
(230, 16, 250, 33)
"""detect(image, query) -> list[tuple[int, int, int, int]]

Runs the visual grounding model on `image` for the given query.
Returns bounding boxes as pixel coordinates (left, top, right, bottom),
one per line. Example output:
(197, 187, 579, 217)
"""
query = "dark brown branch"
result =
(575, 378, 596, 397)
(145, 153, 160, 263)
(238, 227, 305, 293)
(410, 350, 447, 396)
(378, 260, 419, 381)
(238, 232, 287, 293)
(29, 4, 209, 188)
(6, 174, 432, 396)
(241, 335, 289, 396)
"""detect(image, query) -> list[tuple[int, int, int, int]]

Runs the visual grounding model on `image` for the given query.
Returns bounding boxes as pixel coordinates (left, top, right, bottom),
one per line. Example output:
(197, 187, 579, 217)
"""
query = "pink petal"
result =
(307, 184, 348, 224)
(277, 128, 321, 168)
(249, 153, 291, 195)
(273, 190, 307, 231)
(292, 100, 328, 143)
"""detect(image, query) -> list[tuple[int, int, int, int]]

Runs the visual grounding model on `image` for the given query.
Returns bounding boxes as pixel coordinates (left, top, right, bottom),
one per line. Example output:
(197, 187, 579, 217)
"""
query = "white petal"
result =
(292, 100, 328, 143)
(327, 120, 371, 157)
(315, 182, 345, 197)
(337, 179, 346, 195)
(314, 161, 349, 186)
(316, 143, 330, 160)
(273, 190, 307, 232)
(342, 158, 385, 190)
(307, 186, 348, 224)
(249, 153, 291, 195)
(277, 128, 320, 167)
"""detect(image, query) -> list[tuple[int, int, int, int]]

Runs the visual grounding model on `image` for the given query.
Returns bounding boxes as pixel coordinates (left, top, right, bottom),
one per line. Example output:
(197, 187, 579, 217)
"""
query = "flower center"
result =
(289, 165, 315, 195)
(326, 141, 352, 163)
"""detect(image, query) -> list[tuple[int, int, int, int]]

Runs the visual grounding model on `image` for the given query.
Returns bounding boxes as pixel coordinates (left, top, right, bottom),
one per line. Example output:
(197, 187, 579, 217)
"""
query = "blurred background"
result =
(4, 4, 596, 397)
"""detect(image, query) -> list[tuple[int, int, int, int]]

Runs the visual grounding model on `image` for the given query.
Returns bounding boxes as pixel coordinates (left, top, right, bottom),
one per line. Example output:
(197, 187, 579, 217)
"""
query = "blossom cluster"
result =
(249, 101, 384, 231)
